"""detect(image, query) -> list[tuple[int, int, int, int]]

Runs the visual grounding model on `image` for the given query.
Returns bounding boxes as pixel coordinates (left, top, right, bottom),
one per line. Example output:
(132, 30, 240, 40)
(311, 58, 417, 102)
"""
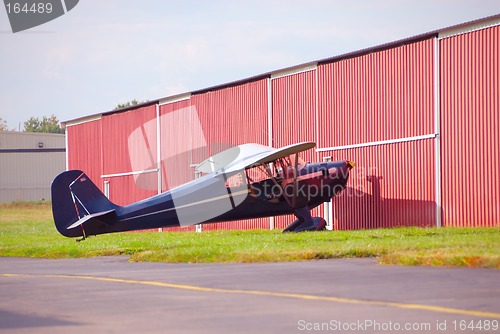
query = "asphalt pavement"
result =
(1, 257, 499, 333)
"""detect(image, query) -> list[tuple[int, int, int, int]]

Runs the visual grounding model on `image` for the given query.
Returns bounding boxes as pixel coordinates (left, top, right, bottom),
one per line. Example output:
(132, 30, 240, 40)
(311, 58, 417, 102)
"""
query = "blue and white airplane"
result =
(51, 142, 354, 240)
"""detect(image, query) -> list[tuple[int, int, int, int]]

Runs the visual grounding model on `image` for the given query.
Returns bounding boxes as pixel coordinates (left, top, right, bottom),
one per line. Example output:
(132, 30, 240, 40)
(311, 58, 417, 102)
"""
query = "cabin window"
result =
(225, 172, 246, 188)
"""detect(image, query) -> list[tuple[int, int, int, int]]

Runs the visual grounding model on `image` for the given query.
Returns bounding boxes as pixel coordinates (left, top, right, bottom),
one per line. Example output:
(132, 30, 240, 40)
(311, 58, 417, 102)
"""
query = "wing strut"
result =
(292, 152, 299, 208)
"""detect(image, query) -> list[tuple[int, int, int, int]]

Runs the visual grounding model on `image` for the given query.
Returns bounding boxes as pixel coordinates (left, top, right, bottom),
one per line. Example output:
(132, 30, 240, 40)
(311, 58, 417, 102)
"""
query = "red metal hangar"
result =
(63, 15, 500, 231)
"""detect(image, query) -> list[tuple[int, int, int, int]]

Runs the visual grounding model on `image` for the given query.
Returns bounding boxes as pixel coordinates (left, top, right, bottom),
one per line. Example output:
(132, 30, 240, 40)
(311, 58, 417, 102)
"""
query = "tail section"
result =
(51, 170, 117, 238)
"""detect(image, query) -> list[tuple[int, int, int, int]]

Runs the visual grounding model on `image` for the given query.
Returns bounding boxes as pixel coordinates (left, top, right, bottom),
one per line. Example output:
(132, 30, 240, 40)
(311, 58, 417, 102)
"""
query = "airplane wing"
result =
(196, 142, 315, 174)
(223, 141, 316, 173)
(196, 143, 273, 173)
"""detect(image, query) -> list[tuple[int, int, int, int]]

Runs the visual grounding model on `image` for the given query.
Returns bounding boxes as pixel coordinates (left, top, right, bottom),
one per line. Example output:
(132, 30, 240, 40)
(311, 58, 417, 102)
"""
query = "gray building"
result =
(0, 132, 66, 202)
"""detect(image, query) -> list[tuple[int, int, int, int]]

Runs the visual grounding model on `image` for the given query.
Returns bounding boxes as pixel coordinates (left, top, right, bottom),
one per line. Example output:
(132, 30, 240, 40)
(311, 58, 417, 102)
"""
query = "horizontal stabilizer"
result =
(67, 209, 116, 230)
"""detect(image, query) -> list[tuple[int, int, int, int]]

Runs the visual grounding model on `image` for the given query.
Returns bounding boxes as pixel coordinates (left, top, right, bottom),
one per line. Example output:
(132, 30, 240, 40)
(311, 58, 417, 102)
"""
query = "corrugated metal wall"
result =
(191, 79, 271, 230)
(440, 25, 500, 227)
(67, 118, 102, 186)
(101, 105, 158, 205)
(330, 140, 436, 230)
(271, 69, 321, 229)
(272, 70, 317, 148)
(192, 79, 269, 148)
(317, 38, 436, 229)
(0, 132, 65, 202)
(0, 132, 64, 148)
(159, 99, 197, 232)
(317, 38, 435, 148)
(159, 99, 202, 194)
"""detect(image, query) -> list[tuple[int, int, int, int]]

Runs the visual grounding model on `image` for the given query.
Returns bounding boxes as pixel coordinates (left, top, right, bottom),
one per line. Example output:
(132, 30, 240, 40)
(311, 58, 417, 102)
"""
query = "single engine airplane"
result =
(51, 142, 354, 239)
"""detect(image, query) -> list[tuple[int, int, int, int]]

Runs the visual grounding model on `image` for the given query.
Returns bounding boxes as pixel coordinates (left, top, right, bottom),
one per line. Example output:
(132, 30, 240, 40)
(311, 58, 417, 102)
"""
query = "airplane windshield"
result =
(275, 155, 306, 179)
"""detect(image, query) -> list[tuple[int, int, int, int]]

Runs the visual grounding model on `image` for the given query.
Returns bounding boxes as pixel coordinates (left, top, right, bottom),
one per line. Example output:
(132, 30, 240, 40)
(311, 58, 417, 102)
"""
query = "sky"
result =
(1, 0, 499, 130)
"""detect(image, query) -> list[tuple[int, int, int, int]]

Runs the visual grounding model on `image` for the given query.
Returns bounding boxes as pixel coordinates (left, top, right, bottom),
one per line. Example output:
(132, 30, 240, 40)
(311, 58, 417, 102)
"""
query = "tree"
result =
(23, 114, 64, 134)
(0, 117, 7, 131)
(114, 99, 148, 110)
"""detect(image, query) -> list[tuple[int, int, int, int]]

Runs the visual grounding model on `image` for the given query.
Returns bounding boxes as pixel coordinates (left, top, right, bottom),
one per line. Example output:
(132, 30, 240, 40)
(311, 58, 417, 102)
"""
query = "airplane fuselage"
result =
(100, 160, 352, 234)
(52, 141, 354, 238)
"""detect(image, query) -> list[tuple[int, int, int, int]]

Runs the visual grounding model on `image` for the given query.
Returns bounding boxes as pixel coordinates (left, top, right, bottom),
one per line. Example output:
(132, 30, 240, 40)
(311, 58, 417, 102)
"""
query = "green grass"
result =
(1, 202, 499, 268)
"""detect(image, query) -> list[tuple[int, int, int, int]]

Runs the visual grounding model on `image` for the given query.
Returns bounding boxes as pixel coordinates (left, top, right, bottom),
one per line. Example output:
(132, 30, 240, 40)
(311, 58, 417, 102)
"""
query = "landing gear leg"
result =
(282, 207, 327, 232)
